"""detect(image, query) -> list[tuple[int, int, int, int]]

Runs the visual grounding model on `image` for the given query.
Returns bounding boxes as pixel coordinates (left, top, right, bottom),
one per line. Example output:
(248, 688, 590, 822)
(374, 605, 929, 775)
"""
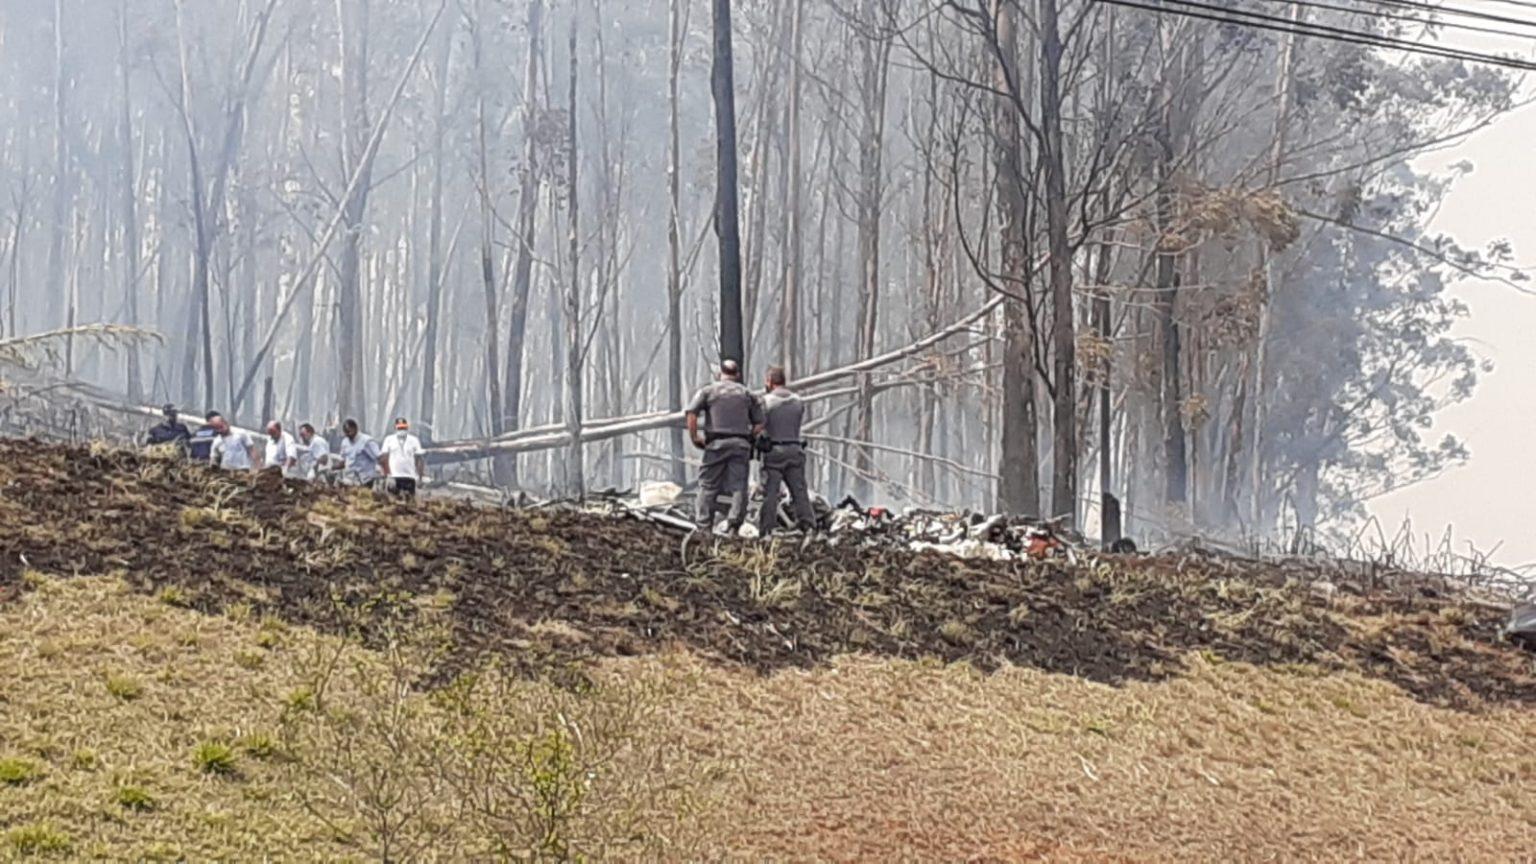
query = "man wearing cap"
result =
(686, 359, 764, 533)
(145, 404, 191, 451)
(755, 365, 817, 536)
(338, 419, 382, 488)
(263, 421, 298, 474)
(379, 417, 426, 499)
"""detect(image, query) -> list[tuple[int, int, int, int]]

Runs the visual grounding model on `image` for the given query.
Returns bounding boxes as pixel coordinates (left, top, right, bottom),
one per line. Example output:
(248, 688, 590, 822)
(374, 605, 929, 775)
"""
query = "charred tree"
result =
(711, 0, 744, 368)
(993, 0, 1040, 516)
(852, 0, 891, 502)
(1039, 0, 1076, 524)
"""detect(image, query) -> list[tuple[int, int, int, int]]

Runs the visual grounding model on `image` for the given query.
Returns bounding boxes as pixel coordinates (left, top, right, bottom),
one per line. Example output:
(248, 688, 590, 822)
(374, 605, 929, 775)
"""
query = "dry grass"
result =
(4, 574, 1533, 861)
(616, 652, 1536, 862)
(0, 575, 713, 862)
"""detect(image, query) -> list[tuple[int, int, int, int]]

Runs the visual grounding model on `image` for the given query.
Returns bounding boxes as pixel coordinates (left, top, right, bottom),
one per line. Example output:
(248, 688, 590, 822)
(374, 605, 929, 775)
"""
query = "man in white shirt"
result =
(263, 421, 297, 474)
(338, 418, 382, 488)
(379, 417, 426, 499)
(293, 422, 331, 481)
(209, 417, 259, 473)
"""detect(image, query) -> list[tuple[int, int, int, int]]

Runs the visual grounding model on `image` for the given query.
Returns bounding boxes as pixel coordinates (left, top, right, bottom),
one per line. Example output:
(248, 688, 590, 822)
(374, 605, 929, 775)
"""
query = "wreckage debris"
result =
(1505, 602, 1536, 652)
(596, 484, 1093, 562)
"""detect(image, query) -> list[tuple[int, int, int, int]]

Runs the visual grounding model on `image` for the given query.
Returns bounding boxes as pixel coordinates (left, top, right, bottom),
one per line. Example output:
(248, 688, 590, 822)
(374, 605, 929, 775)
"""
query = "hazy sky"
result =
(1369, 89, 1536, 569)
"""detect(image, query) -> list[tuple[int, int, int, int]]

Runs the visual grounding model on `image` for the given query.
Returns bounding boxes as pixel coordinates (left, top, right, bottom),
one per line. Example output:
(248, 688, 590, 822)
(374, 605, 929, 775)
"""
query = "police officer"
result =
(755, 365, 817, 536)
(685, 359, 764, 533)
(144, 404, 191, 451)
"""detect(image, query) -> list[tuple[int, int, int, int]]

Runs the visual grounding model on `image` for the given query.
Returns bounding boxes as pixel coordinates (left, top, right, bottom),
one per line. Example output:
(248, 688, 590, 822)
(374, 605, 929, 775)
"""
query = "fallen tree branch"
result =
(803, 433, 996, 482)
(424, 295, 1003, 461)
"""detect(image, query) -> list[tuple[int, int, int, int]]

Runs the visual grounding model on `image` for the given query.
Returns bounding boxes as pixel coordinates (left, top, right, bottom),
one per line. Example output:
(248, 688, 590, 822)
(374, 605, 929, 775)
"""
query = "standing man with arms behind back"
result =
(756, 365, 817, 537)
(686, 359, 763, 534)
(379, 417, 425, 499)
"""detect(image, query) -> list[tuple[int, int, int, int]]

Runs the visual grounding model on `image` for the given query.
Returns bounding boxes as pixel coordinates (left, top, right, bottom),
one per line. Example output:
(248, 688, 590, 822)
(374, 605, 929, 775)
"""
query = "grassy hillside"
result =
(1, 441, 1533, 860)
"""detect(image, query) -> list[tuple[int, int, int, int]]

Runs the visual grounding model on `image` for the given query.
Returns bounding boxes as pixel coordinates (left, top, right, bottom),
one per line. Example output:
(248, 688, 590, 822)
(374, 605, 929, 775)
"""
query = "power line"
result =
(1348, 0, 1536, 31)
(1258, 0, 1536, 39)
(1094, 0, 1536, 71)
(1148, 0, 1536, 58)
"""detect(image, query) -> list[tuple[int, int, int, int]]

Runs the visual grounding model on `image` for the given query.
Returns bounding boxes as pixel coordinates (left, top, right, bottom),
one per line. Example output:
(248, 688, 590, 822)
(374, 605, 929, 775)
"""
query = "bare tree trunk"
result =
(172, 3, 214, 406)
(335, 0, 374, 425)
(46, 0, 69, 334)
(666, 0, 688, 485)
(1094, 239, 1114, 532)
(711, 0, 744, 368)
(4, 183, 25, 340)
(503, 0, 546, 488)
(1249, 6, 1302, 531)
(1155, 25, 1187, 507)
(470, 2, 507, 482)
(993, 0, 1040, 516)
(852, 2, 890, 502)
(420, 15, 455, 437)
(563, 14, 584, 496)
(1039, 0, 1075, 523)
(781, 0, 805, 381)
(116, 0, 142, 399)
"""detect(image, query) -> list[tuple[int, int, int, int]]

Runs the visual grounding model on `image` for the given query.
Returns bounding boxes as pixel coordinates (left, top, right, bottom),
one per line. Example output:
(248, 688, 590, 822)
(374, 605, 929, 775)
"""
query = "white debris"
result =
(910, 539, 1014, 561)
(638, 480, 683, 508)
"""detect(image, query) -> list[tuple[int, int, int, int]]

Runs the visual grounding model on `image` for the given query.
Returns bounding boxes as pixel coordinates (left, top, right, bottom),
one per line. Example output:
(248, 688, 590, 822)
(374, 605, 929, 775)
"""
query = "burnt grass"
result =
(1, 439, 1531, 709)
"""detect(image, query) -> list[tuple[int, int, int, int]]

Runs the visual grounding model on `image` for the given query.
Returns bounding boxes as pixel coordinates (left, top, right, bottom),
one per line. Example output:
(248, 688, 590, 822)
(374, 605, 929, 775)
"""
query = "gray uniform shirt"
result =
(761, 388, 807, 445)
(687, 379, 764, 451)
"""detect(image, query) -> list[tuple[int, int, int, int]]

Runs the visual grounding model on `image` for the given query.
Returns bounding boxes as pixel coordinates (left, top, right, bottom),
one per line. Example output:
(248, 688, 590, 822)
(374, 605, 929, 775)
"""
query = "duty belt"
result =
(704, 431, 753, 444)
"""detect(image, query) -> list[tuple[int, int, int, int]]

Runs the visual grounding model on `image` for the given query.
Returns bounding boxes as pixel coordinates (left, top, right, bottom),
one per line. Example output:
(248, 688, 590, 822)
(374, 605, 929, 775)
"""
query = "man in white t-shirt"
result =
(293, 423, 331, 481)
(379, 417, 426, 499)
(209, 417, 259, 473)
(263, 421, 297, 474)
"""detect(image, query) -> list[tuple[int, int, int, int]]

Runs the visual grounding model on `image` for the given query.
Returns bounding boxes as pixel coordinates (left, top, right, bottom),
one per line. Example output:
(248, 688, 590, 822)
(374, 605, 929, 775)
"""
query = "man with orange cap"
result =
(379, 417, 426, 499)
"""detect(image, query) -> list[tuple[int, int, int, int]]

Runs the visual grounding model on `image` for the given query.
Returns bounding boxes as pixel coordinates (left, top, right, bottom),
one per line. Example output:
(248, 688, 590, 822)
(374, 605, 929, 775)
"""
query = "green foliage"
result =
(115, 785, 158, 812)
(6, 823, 71, 856)
(193, 742, 238, 776)
(0, 757, 44, 786)
(233, 650, 265, 670)
(284, 687, 316, 712)
(106, 673, 144, 700)
(276, 606, 707, 862)
(156, 586, 190, 608)
(239, 732, 280, 761)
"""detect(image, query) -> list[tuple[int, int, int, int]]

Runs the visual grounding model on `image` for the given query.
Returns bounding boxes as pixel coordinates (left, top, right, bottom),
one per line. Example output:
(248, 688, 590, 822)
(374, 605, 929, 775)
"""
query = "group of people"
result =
(686, 360, 817, 538)
(146, 406, 427, 498)
(141, 357, 813, 528)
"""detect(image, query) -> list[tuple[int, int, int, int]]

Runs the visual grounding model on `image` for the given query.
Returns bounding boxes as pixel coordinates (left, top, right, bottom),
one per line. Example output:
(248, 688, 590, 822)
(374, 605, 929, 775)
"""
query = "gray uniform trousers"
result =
(696, 446, 752, 529)
(756, 445, 815, 536)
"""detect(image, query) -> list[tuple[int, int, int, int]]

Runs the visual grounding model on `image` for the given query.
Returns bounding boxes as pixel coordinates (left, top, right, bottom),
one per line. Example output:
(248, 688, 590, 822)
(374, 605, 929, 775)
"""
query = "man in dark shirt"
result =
(755, 366, 816, 536)
(145, 404, 191, 451)
(686, 359, 764, 533)
(187, 411, 222, 462)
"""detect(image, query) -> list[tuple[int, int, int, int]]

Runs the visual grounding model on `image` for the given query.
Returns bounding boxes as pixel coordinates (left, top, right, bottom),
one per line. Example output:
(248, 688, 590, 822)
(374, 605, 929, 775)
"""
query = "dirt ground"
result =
(1, 440, 1531, 711)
